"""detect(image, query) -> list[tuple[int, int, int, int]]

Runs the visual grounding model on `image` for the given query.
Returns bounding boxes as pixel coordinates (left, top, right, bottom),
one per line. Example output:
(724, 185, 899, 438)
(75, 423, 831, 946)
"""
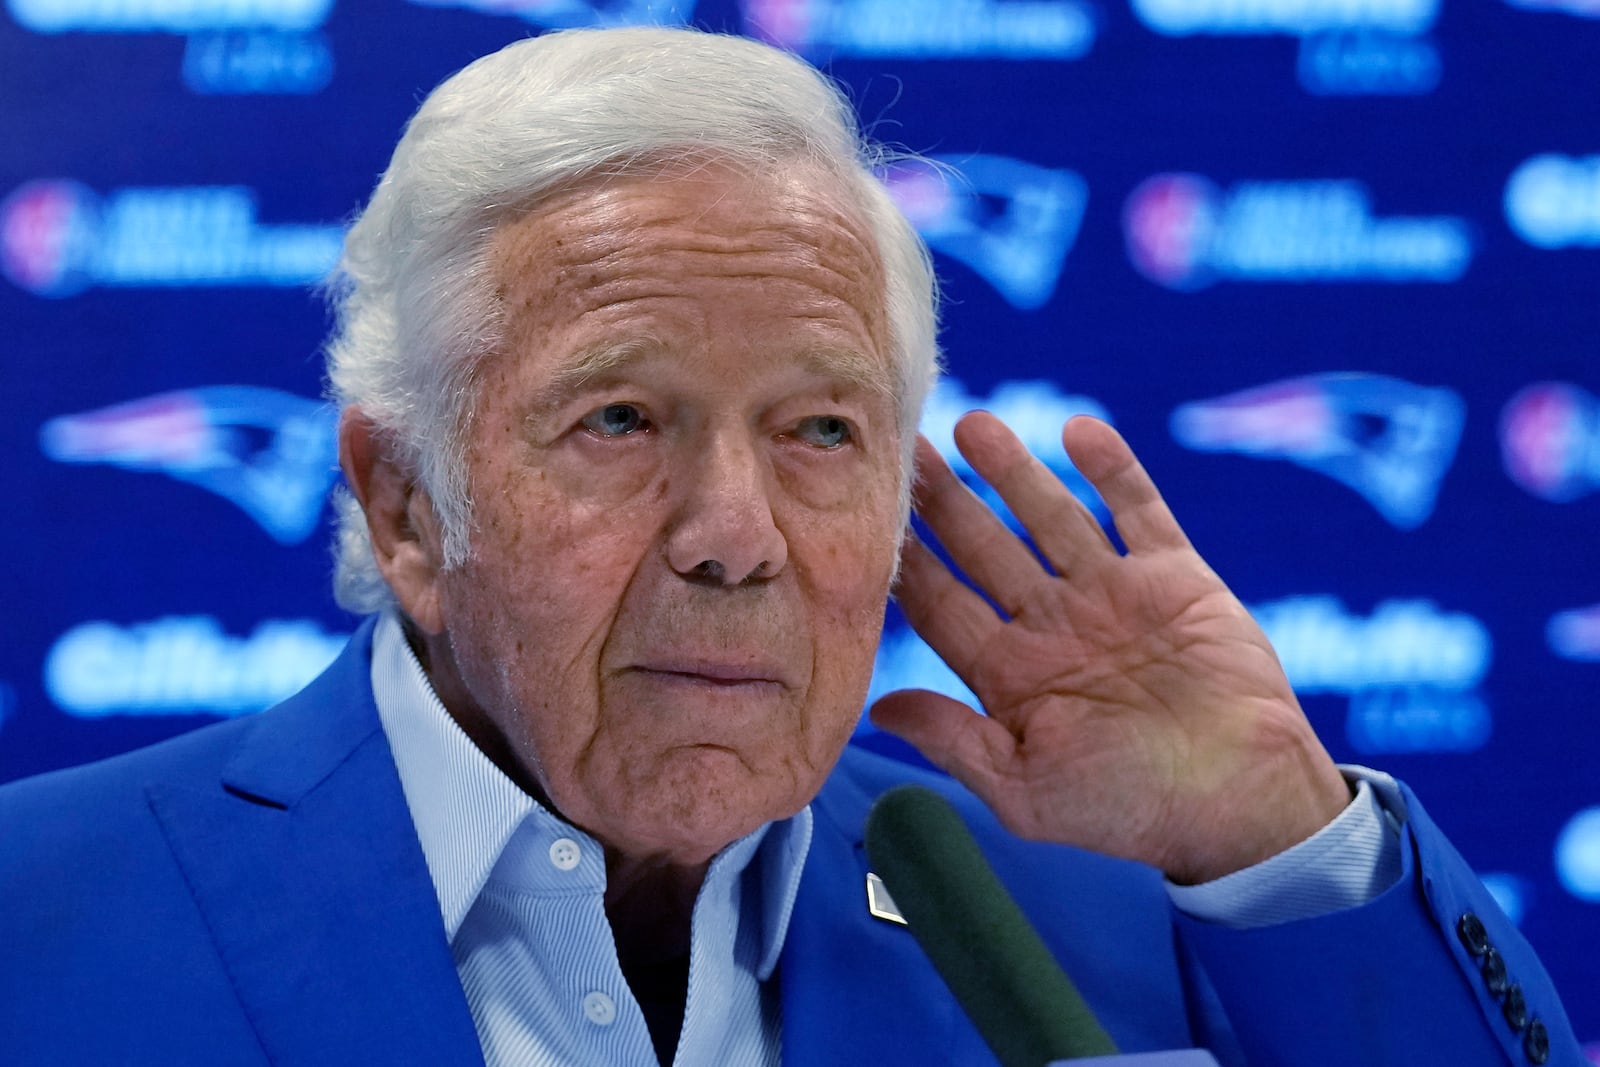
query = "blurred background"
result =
(3, 0, 1598, 1045)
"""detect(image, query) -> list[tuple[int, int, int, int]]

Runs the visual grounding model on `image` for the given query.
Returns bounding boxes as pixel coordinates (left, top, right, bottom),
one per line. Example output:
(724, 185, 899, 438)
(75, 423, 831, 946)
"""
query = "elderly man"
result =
(0, 25, 1579, 1067)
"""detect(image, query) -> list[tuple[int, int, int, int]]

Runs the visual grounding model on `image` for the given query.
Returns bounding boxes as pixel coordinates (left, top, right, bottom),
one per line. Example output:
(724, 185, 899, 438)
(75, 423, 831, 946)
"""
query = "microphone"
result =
(865, 784, 1119, 1067)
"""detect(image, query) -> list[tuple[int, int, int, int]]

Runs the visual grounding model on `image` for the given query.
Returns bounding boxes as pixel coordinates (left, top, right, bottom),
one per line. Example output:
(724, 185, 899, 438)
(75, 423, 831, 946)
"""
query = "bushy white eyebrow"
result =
(522, 338, 663, 421)
(523, 341, 894, 422)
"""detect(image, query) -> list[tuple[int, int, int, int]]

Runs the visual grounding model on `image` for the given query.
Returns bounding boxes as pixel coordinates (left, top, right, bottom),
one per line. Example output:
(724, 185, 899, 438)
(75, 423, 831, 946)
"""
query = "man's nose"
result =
(665, 433, 788, 585)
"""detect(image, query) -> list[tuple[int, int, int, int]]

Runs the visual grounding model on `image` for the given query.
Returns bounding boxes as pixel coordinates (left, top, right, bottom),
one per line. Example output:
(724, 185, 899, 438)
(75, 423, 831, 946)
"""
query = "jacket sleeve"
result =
(1173, 779, 1582, 1066)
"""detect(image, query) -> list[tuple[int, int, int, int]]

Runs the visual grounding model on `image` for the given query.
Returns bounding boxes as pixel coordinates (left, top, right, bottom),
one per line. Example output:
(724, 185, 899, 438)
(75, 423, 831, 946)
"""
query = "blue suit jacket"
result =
(0, 624, 1581, 1064)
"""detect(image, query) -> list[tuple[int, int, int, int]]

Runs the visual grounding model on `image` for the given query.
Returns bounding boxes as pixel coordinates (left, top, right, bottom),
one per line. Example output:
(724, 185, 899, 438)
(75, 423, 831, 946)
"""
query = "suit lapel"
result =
(146, 622, 483, 1067)
(779, 752, 992, 1066)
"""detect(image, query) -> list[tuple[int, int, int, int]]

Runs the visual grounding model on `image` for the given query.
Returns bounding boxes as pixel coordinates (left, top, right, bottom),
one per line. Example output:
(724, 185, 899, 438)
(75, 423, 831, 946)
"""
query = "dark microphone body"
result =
(864, 783, 1120, 1066)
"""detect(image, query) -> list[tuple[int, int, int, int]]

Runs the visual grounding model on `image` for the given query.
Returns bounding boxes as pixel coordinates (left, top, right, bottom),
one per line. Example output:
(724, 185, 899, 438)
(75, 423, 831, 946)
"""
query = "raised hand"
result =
(871, 412, 1352, 884)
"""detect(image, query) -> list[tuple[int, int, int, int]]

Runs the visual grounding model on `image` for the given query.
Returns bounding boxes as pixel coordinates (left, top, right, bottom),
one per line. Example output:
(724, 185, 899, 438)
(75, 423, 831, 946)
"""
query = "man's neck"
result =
(604, 850, 707, 968)
(605, 854, 708, 1066)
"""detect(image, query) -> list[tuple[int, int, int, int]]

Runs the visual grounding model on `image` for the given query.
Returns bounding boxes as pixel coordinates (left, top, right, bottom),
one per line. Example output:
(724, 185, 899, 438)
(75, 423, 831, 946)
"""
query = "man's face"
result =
(427, 164, 903, 865)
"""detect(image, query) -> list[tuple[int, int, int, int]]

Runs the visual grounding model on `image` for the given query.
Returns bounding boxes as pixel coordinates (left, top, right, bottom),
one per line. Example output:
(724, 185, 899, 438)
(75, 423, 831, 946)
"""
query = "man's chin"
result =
(579, 751, 818, 863)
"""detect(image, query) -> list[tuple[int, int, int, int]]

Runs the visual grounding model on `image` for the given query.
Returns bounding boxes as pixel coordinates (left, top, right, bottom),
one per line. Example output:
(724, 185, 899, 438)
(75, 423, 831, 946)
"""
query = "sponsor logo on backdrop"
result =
(0, 182, 342, 297)
(921, 375, 1111, 523)
(1252, 595, 1493, 753)
(1557, 807, 1600, 902)
(405, 0, 690, 27)
(1505, 154, 1600, 249)
(880, 155, 1088, 310)
(1294, 31, 1439, 94)
(41, 386, 339, 545)
(1130, 0, 1440, 95)
(864, 377, 1110, 721)
(1476, 873, 1529, 926)
(45, 616, 348, 716)
(1130, 0, 1435, 34)
(1125, 175, 1472, 289)
(7, 0, 334, 93)
(743, 0, 1096, 59)
(1170, 373, 1465, 529)
(181, 30, 332, 93)
(7, 0, 331, 30)
(1505, 0, 1600, 16)
(1500, 382, 1600, 502)
(1548, 603, 1600, 662)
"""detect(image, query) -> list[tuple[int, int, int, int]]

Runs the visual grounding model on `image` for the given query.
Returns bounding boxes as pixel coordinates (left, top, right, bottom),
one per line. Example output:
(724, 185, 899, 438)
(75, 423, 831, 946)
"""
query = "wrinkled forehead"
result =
(483, 158, 893, 361)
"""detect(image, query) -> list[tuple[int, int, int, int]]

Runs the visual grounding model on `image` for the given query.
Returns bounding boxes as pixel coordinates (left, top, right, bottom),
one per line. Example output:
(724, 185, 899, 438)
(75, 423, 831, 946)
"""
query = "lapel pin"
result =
(866, 872, 908, 926)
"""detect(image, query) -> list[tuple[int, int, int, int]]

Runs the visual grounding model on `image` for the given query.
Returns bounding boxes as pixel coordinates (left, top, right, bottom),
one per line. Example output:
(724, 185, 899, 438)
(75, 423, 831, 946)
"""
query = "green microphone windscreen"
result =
(864, 784, 1119, 1066)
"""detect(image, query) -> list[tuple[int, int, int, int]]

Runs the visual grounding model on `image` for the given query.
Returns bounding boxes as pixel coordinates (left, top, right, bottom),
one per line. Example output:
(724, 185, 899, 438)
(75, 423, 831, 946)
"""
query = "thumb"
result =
(869, 688, 1015, 799)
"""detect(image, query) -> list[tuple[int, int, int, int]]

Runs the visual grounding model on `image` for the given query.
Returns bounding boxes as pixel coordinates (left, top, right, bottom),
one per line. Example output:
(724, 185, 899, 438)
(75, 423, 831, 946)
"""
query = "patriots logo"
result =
(881, 154, 1088, 311)
(40, 385, 339, 544)
(1170, 372, 1464, 529)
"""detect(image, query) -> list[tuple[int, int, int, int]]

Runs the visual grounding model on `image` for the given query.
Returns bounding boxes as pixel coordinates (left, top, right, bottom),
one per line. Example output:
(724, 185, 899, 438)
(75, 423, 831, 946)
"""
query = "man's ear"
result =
(339, 407, 450, 634)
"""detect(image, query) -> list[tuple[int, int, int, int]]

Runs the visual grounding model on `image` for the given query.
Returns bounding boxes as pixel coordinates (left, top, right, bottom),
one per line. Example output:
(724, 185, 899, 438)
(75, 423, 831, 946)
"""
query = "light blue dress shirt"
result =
(368, 612, 1399, 1065)
(370, 613, 809, 1067)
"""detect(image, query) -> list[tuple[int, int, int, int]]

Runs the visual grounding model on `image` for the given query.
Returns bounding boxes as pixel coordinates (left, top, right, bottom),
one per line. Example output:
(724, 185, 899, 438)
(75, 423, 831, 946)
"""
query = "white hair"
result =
(325, 26, 941, 613)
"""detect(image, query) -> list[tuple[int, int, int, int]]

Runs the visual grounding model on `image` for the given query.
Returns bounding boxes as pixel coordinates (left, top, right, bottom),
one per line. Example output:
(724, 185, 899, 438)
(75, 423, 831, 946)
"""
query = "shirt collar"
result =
(368, 610, 811, 979)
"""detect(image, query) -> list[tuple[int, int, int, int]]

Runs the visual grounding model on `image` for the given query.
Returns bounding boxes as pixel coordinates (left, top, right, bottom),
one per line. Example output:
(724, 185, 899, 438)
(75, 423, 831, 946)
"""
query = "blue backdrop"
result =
(4, 0, 1599, 1047)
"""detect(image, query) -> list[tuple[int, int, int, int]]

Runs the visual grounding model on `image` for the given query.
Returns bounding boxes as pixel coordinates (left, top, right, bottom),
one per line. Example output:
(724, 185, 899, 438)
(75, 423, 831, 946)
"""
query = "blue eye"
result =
(795, 415, 852, 448)
(582, 403, 648, 437)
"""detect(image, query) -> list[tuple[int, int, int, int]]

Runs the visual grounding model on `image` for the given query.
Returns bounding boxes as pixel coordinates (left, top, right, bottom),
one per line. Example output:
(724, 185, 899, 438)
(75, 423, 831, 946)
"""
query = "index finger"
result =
(950, 411, 1117, 578)
(911, 431, 1049, 617)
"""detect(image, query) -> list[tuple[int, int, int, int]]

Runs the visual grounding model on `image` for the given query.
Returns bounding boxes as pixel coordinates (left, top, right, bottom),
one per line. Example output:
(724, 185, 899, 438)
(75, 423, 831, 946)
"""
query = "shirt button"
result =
(548, 838, 581, 871)
(582, 991, 616, 1026)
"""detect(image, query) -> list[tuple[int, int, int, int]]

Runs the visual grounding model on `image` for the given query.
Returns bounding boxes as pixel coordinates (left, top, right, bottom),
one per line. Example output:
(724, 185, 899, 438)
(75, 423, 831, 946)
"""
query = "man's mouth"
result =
(628, 659, 790, 690)
(639, 667, 778, 686)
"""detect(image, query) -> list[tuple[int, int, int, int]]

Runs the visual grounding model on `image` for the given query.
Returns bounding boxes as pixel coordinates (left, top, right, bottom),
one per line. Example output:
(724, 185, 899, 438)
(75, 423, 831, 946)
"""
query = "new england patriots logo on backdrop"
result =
(880, 154, 1088, 310)
(1170, 372, 1464, 529)
(41, 386, 338, 544)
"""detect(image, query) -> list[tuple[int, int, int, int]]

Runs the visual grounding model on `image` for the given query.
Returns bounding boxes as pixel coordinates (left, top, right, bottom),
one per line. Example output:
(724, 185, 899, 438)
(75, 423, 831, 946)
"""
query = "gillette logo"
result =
(6, 0, 335, 94)
(404, 0, 690, 28)
(1129, 0, 1441, 95)
(182, 31, 333, 94)
(6, 0, 331, 31)
(1131, 0, 1437, 35)
(743, 0, 1096, 60)
(922, 375, 1111, 522)
(1499, 382, 1600, 503)
(880, 155, 1088, 310)
(1505, 0, 1600, 17)
(1253, 595, 1493, 753)
(1505, 154, 1600, 249)
(1171, 373, 1465, 529)
(1, 181, 342, 297)
(41, 386, 339, 545)
(45, 616, 348, 716)
(1124, 174, 1472, 289)
(1256, 596, 1489, 692)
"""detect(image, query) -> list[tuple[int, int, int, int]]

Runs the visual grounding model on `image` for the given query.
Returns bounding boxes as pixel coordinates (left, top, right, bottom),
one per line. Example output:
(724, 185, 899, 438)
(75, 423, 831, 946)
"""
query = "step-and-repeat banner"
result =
(4, 0, 1599, 1042)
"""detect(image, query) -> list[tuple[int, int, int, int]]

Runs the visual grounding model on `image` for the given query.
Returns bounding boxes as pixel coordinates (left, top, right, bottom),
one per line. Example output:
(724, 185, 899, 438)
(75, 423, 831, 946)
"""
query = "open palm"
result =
(872, 413, 1351, 884)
